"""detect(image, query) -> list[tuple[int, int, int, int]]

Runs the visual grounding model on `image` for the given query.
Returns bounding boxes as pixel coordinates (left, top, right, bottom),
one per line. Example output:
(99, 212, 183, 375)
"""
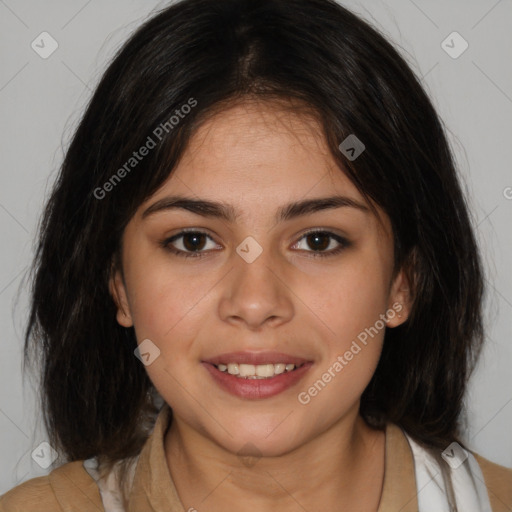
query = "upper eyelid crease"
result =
(142, 195, 369, 223)
(164, 229, 349, 253)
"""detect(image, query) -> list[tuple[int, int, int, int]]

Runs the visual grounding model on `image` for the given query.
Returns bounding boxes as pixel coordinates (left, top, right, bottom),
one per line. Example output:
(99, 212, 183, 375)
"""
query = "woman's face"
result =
(111, 100, 410, 457)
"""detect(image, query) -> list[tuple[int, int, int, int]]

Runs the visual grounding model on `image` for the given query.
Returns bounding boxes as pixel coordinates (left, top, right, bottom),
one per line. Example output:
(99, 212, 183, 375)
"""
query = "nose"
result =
(217, 249, 294, 331)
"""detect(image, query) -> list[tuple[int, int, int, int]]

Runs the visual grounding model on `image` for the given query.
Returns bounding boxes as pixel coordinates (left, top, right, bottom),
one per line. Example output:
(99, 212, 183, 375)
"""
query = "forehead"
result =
(134, 100, 391, 241)
(129, 100, 394, 252)
(163, 100, 363, 206)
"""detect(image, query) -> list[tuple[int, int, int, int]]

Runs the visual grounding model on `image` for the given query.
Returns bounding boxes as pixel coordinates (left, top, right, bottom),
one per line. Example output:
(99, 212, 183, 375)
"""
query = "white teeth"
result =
(256, 364, 274, 377)
(227, 363, 239, 375)
(216, 362, 298, 378)
(239, 364, 255, 377)
(274, 363, 286, 375)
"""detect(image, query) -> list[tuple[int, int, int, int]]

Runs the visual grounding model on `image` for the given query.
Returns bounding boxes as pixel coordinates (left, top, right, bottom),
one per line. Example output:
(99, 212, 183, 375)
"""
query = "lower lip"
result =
(202, 362, 313, 400)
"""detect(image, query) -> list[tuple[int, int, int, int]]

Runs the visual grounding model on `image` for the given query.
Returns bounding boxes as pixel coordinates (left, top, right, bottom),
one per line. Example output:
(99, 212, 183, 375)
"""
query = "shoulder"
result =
(473, 452, 512, 512)
(0, 461, 103, 512)
(0, 474, 59, 512)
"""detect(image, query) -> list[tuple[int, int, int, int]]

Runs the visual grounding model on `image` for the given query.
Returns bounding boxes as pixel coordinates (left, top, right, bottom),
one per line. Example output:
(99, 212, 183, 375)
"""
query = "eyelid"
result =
(161, 227, 350, 258)
(161, 228, 220, 254)
(291, 228, 350, 256)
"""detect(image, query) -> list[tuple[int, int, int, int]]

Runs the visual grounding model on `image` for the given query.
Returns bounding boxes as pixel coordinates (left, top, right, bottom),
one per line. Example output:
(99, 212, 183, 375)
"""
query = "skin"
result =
(111, 99, 412, 511)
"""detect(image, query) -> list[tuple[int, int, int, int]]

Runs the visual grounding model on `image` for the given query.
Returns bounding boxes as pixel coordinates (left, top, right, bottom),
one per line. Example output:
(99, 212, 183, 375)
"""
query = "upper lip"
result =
(203, 351, 311, 366)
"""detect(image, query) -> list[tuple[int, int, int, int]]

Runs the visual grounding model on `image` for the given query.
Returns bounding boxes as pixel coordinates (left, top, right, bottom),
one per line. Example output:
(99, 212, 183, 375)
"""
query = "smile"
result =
(202, 360, 313, 399)
(215, 362, 302, 379)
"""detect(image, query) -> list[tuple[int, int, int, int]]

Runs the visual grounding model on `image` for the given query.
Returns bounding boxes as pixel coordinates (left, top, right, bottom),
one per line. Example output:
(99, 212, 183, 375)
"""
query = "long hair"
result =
(24, 0, 484, 473)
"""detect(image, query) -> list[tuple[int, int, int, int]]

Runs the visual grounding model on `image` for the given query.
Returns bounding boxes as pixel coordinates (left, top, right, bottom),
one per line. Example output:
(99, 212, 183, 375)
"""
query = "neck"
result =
(164, 407, 386, 512)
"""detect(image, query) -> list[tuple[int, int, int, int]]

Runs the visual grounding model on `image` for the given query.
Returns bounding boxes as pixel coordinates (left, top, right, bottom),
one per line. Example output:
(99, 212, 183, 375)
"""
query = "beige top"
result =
(1, 405, 511, 511)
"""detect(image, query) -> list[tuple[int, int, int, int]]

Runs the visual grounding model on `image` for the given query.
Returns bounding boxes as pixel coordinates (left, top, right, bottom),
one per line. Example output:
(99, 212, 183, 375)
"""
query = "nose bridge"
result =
(218, 241, 294, 328)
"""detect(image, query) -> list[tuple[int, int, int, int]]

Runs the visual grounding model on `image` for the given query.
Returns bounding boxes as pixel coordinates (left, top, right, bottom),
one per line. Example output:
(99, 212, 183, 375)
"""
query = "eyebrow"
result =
(141, 195, 369, 223)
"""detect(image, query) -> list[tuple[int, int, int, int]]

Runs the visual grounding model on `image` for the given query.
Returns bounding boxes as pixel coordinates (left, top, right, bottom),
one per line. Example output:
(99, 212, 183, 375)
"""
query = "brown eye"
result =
(181, 232, 208, 251)
(293, 230, 350, 258)
(305, 232, 331, 251)
(161, 230, 220, 258)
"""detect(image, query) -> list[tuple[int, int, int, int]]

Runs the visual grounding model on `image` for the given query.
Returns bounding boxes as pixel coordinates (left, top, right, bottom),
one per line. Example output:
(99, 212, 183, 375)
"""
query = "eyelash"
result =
(160, 228, 351, 260)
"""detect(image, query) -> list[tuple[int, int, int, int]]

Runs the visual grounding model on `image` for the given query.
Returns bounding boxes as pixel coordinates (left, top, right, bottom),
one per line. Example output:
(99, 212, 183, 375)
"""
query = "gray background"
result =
(1, 0, 511, 493)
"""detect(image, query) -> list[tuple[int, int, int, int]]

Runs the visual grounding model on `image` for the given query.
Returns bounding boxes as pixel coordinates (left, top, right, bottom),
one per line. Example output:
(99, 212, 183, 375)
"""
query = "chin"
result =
(212, 419, 306, 459)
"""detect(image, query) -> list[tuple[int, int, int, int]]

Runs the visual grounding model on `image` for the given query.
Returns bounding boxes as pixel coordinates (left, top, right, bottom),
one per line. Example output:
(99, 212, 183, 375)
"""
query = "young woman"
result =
(1, 0, 511, 510)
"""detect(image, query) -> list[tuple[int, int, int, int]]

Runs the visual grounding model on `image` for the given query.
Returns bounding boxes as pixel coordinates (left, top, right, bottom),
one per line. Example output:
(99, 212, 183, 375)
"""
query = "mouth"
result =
(202, 352, 313, 400)
(212, 361, 305, 379)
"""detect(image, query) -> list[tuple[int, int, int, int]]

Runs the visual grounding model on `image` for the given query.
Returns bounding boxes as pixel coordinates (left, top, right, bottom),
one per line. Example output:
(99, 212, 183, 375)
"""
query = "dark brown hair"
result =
(24, 0, 484, 472)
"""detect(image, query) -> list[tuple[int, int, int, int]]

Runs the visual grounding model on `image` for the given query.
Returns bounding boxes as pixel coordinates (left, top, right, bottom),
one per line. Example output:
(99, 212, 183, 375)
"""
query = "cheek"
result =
(291, 254, 389, 406)
(122, 263, 187, 348)
(299, 257, 390, 345)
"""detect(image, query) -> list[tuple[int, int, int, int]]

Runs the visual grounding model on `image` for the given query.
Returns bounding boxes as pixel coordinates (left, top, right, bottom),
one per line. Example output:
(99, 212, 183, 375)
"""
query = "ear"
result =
(109, 263, 134, 328)
(386, 265, 414, 328)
